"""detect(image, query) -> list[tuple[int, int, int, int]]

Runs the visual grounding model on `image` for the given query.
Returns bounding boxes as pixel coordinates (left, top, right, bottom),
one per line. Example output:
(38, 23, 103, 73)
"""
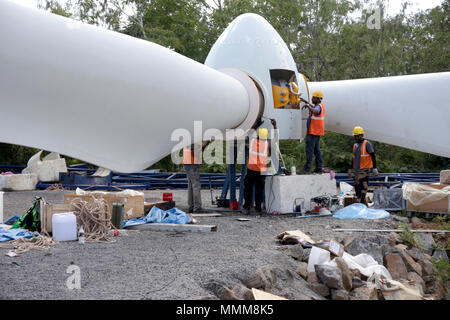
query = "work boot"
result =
(313, 168, 323, 174)
(298, 169, 311, 175)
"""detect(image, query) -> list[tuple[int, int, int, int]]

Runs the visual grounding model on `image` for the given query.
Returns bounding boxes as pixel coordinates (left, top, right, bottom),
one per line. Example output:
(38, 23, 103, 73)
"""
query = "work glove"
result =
(347, 169, 353, 179)
(373, 168, 379, 177)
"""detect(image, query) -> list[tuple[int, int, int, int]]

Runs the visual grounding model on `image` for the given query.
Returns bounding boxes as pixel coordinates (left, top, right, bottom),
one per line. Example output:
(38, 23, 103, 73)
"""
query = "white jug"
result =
(52, 212, 77, 241)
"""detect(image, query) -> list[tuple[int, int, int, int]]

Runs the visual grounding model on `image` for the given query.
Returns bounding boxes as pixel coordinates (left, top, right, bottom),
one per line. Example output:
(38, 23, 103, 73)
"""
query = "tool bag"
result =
(12, 197, 43, 232)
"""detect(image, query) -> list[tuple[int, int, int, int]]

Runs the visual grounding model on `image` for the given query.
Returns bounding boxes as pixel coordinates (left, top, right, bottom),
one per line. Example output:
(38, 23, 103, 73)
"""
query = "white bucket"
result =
(52, 212, 77, 241)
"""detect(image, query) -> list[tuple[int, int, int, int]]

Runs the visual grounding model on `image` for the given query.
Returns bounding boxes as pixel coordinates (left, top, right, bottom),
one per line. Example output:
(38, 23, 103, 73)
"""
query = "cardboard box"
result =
(406, 184, 450, 214)
(64, 192, 144, 219)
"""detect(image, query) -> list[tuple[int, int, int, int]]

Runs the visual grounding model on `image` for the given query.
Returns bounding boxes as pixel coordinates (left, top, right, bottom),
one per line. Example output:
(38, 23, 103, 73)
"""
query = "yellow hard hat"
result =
(312, 91, 323, 99)
(353, 126, 365, 135)
(257, 128, 269, 140)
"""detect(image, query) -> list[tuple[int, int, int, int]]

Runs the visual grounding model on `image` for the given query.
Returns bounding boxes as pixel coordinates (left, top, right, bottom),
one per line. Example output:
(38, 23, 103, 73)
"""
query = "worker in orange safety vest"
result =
(347, 126, 379, 205)
(301, 91, 325, 174)
(242, 119, 278, 214)
(182, 141, 210, 213)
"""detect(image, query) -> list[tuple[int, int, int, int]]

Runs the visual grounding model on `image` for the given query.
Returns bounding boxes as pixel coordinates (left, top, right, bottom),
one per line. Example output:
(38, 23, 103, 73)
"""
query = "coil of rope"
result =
(70, 196, 115, 243)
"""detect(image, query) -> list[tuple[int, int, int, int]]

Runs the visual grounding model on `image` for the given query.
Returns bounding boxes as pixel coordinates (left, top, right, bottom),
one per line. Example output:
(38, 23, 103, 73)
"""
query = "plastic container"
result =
(52, 212, 77, 241)
(291, 166, 296, 175)
(163, 193, 173, 202)
(230, 201, 239, 211)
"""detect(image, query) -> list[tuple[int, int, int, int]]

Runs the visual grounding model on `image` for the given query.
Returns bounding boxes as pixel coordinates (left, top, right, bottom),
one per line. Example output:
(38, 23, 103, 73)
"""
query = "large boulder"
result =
(399, 249, 423, 276)
(384, 253, 409, 280)
(432, 249, 449, 262)
(345, 238, 384, 265)
(415, 233, 436, 255)
(407, 272, 425, 295)
(350, 285, 378, 300)
(334, 257, 353, 292)
(331, 289, 349, 300)
(286, 244, 304, 260)
(315, 265, 343, 289)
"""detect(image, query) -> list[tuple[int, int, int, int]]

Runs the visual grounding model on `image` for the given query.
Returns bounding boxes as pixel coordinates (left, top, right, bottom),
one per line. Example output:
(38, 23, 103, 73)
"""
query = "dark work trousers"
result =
(184, 164, 202, 212)
(304, 134, 323, 172)
(354, 171, 369, 205)
(243, 169, 266, 211)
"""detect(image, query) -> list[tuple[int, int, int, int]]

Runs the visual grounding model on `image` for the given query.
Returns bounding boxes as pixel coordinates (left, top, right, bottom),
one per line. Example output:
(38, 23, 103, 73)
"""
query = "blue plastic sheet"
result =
(123, 207, 189, 228)
(333, 203, 390, 219)
(0, 228, 37, 242)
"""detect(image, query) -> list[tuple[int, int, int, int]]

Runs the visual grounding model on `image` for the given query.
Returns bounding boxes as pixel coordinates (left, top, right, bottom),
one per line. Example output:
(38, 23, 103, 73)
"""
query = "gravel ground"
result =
(0, 189, 398, 300)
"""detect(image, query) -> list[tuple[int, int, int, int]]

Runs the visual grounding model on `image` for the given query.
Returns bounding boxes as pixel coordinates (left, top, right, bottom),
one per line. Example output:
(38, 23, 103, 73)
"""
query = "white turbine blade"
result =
(310, 72, 450, 158)
(0, 1, 253, 172)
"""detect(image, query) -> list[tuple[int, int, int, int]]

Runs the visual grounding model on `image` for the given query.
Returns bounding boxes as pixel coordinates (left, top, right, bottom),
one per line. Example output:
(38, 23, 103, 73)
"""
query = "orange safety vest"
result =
(308, 103, 325, 136)
(353, 140, 373, 170)
(247, 138, 270, 172)
(182, 145, 202, 165)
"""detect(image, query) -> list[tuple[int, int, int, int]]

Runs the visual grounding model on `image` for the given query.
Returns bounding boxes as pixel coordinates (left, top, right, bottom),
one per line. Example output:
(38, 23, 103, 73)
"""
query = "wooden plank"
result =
(334, 228, 449, 233)
(127, 223, 217, 233)
(191, 213, 222, 217)
(252, 288, 287, 300)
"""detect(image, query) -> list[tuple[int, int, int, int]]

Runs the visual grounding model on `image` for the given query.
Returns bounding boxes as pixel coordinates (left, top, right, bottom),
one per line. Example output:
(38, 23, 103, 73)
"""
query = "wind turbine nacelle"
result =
(205, 14, 310, 141)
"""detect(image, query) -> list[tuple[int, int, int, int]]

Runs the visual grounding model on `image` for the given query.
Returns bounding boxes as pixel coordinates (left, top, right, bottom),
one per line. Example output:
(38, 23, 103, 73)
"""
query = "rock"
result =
(387, 232, 400, 246)
(307, 272, 319, 283)
(205, 280, 242, 300)
(286, 244, 304, 260)
(407, 272, 425, 295)
(392, 215, 409, 223)
(418, 259, 434, 277)
(230, 283, 254, 300)
(415, 233, 436, 255)
(352, 277, 365, 289)
(366, 235, 389, 247)
(242, 266, 277, 290)
(384, 253, 409, 280)
(399, 249, 423, 276)
(423, 276, 446, 300)
(351, 285, 378, 300)
(334, 257, 353, 292)
(411, 217, 422, 229)
(331, 289, 349, 300)
(423, 253, 433, 261)
(432, 249, 449, 262)
(351, 268, 362, 279)
(346, 238, 383, 265)
(315, 265, 343, 289)
(395, 244, 408, 251)
(190, 295, 219, 300)
(407, 247, 425, 262)
(301, 248, 311, 262)
(296, 262, 308, 279)
(308, 283, 330, 297)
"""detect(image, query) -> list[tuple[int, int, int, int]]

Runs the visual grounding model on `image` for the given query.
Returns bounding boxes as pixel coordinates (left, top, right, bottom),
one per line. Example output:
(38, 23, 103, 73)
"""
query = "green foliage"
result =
(398, 222, 421, 248)
(432, 258, 450, 285)
(432, 216, 450, 231)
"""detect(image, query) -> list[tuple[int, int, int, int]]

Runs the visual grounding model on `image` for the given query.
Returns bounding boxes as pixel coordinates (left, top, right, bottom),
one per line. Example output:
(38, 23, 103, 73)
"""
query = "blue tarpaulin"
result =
(123, 206, 190, 228)
(333, 203, 390, 219)
(0, 228, 37, 242)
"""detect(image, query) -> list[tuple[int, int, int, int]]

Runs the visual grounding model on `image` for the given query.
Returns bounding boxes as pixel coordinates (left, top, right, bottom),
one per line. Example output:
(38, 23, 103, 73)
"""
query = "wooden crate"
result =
(64, 193, 144, 219)
(406, 184, 449, 214)
(42, 203, 71, 233)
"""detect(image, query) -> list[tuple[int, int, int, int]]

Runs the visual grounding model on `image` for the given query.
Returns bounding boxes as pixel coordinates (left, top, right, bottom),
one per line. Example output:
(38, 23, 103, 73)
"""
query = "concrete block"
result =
(0, 174, 38, 191)
(22, 159, 67, 182)
(265, 174, 337, 214)
(440, 170, 450, 184)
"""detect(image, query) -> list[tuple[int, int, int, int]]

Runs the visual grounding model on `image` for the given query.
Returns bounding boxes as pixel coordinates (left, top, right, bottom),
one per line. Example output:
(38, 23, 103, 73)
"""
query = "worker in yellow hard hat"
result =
(348, 126, 379, 205)
(242, 119, 278, 214)
(300, 90, 325, 174)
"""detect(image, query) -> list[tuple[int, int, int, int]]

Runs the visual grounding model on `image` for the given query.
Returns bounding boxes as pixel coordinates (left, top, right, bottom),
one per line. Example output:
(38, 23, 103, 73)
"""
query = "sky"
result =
(11, 0, 445, 19)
